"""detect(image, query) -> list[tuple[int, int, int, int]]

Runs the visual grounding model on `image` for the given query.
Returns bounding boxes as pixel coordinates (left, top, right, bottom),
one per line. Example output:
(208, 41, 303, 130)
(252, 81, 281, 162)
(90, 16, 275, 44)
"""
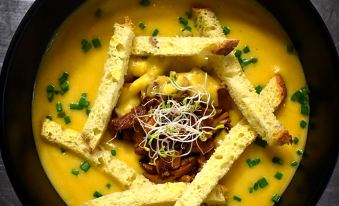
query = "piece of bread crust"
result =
(175, 74, 288, 206)
(41, 119, 225, 203)
(83, 183, 226, 206)
(81, 23, 135, 151)
(192, 8, 225, 38)
(132, 37, 239, 56)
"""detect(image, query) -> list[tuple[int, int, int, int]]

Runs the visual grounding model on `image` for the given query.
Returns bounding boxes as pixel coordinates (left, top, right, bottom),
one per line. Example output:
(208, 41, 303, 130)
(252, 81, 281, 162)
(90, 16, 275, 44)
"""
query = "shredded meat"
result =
(109, 88, 232, 183)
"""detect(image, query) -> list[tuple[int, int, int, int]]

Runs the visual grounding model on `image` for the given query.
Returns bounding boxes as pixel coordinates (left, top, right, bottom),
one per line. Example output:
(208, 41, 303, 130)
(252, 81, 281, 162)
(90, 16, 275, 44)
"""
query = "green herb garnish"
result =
(291, 160, 299, 167)
(249, 177, 269, 193)
(291, 87, 310, 115)
(47, 85, 56, 102)
(56, 102, 63, 113)
(81, 39, 92, 53)
(70, 103, 82, 110)
(138, 22, 146, 30)
(111, 149, 117, 156)
(272, 156, 283, 165)
(255, 85, 263, 94)
(182, 25, 192, 31)
(233, 195, 242, 202)
(223, 26, 231, 35)
(274, 171, 283, 180)
(297, 149, 303, 156)
(234, 47, 258, 69)
(293, 137, 299, 145)
(106, 183, 112, 189)
(64, 115, 71, 124)
(243, 46, 250, 53)
(93, 191, 103, 198)
(71, 168, 80, 176)
(80, 161, 91, 172)
(92, 38, 102, 48)
(186, 11, 192, 19)
(272, 194, 281, 203)
(57, 111, 66, 118)
(152, 29, 159, 36)
(246, 158, 261, 168)
(300, 120, 307, 128)
(178, 17, 188, 26)
(254, 138, 267, 148)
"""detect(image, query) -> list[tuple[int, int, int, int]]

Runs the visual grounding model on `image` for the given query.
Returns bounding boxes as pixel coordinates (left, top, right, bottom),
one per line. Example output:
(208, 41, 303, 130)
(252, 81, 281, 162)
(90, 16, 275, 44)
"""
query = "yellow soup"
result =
(32, 0, 309, 205)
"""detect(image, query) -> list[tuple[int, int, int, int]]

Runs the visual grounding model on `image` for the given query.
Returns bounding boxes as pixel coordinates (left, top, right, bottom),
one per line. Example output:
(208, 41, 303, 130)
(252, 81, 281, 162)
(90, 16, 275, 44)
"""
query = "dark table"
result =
(0, 0, 338, 205)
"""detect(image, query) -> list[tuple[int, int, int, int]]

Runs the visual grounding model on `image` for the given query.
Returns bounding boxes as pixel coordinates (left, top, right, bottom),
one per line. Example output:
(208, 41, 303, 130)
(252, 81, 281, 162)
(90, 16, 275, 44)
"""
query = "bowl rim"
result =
(1, 0, 339, 205)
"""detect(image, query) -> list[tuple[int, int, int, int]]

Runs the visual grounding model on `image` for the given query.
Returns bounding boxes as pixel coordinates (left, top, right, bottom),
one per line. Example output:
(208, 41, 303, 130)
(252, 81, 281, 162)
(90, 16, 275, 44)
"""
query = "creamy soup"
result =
(32, 0, 309, 205)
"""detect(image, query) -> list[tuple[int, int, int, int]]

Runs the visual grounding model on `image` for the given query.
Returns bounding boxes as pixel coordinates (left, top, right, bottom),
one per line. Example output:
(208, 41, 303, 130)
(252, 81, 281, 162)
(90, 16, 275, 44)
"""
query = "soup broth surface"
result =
(32, 0, 309, 205)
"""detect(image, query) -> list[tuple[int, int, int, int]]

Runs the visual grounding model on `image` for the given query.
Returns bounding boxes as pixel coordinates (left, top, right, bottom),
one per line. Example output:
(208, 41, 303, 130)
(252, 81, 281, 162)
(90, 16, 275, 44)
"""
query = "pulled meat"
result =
(109, 88, 232, 183)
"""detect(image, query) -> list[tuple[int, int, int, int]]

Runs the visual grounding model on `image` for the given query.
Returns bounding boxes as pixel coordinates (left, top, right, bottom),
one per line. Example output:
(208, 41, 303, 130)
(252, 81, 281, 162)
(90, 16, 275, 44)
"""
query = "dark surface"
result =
(0, 0, 338, 205)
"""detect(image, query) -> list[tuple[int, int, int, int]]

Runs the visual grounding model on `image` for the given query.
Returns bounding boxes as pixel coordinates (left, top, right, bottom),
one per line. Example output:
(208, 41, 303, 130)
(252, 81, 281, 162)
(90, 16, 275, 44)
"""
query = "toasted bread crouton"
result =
(174, 74, 287, 206)
(83, 183, 226, 206)
(132, 37, 238, 56)
(41, 119, 150, 188)
(192, 8, 225, 38)
(82, 23, 135, 151)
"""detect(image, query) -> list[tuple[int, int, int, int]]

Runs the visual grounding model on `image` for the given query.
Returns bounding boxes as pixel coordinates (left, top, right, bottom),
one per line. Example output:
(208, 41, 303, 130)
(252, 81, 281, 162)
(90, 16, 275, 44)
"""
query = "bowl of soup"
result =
(1, 0, 338, 205)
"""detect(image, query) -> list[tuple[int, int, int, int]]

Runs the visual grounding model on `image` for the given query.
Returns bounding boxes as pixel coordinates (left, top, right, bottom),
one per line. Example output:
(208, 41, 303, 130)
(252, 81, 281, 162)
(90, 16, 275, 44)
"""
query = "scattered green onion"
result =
(80, 161, 91, 172)
(57, 111, 66, 118)
(235, 50, 242, 58)
(93, 191, 103, 198)
(92, 38, 102, 48)
(272, 194, 281, 203)
(178, 17, 188, 26)
(186, 11, 192, 19)
(293, 137, 299, 145)
(274, 171, 283, 180)
(291, 87, 309, 115)
(182, 25, 192, 31)
(64, 115, 71, 124)
(58, 72, 69, 84)
(257, 177, 269, 188)
(297, 149, 303, 156)
(152, 29, 159, 36)
(70, 103, 82, 110)
(56, 102, 63, 113)
(234, 47, 258, 69)
(223, 26, 231, 35)
(291, 160, 299, 167)
(255, 85, 263, 94)
(139, 0, 151, 6)
(86, 109, 91, 116)
(272, 156, 283, 165)
(138, 22, 146, 30)
(254, 138, 267, 148)
(300, 120, 307, 128)
(246, 158, 261, 168)
(233, 195, 242, 202)
(243, 46, 250, 53)
(81, 39, 92, 53)
(111, 149, 117, 156)
(71, 168, 80, 176)
(47, 85, 56, 102)
(106, 183, 112, 189)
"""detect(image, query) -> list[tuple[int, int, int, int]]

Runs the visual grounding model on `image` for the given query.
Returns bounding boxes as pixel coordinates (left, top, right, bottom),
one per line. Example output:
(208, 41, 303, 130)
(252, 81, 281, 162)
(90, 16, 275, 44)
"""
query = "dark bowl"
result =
(1, 0, 338, 205)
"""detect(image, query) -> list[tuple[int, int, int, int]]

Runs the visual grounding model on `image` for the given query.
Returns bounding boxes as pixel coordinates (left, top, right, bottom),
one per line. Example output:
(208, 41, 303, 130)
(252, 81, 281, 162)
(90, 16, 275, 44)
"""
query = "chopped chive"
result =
(152, 29, 159, 37)
(293, 137, 299, 145)
(93, 191, 103, 198)
(56, 102, 63, 112)
(186, 11, 192, 19)
(287, 43, 295, 54)
(223, 26, 231, 35)
(291, 160, 299, 167)
(81, 39, 92, 52)
(300, 120, 307, 128)
(255, 85, 263, 94)
(249, 187, 254, 193)
(57, 111, 66, 118)
(86, 109, 91, 115)
(246, 158, 261, 168)
(233, 195, 242, 202)
(274, 171, 283, 180)
(64, 116, 71, 124)
(80, 161, 91, 172)
(178, 17, 188, 26)
(92, 38, 102, 48)
(138, 22, 146, 30)
(182, 25, 192, 31)
(60, 147, 66, 153)
(272, 194, 281, 203)
(272, 156, 283, 165)
(58, 72, 69, 84)
(297, 149, 303, 156)
(301, 104, 310, 115)
(257, 177, 269, 188)
(254, 138, 267, 148)
(234, 50, 242, 58)
(106, 183, 112, 189)
(243, 46, 250, 53)
(139, 0, 150, 6)
(94, 8, 102, 17)
(70, 103, 82, 110)
(47, 85, 55, 102)
(79, 96, 90, 107)
(60, 81, 69, 94)
(111, 149, 117, 156)
(46, 115, 53, 120)
(71, 168, 80, 176)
